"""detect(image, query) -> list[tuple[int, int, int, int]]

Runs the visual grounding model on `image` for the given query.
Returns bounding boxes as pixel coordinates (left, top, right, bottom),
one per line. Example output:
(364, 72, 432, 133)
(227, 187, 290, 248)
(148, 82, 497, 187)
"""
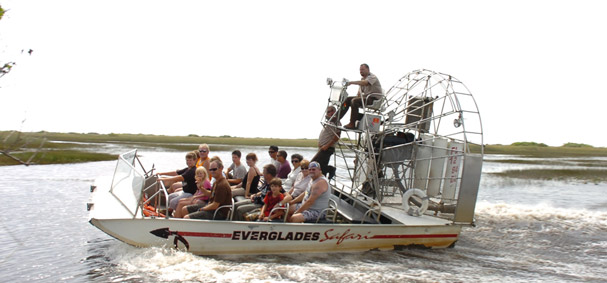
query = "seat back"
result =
(405, 96, 434, 133)
(366, 95, 385, 111)
(213, 198, 234, 220)
(268, 203, 290, 222)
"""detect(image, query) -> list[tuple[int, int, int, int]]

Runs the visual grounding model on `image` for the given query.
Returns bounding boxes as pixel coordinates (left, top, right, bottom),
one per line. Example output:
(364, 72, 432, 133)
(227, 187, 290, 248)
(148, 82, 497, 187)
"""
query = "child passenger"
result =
(258, 178, 285, 222)
(173, 167, 212, 218)
(157, 151, 198, 215)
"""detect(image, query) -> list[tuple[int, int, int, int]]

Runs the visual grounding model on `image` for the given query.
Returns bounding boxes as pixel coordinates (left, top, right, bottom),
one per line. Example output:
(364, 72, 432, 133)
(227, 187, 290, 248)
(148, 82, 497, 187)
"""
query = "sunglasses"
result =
(208, 168, 218, 172)
(291, 160, 300, 163)
(301, 167, 309, 170)
(199, 150, 208, 153)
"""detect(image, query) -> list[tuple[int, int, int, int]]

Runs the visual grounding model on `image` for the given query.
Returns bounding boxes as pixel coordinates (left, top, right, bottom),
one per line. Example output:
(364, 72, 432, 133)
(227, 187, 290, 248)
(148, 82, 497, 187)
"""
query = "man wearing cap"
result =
(288, 161, 331, 223)
(312, 106, 340, 179)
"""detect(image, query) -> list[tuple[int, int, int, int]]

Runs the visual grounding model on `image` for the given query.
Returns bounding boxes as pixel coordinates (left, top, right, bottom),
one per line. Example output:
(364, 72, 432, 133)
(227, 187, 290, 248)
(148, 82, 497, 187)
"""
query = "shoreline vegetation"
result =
(2, 131, 606, 183)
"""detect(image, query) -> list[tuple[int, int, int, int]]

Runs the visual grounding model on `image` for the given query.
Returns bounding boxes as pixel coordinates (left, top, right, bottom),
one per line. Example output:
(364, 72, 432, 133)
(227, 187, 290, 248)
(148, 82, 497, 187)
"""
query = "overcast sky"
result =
(1, 0, 606, 147)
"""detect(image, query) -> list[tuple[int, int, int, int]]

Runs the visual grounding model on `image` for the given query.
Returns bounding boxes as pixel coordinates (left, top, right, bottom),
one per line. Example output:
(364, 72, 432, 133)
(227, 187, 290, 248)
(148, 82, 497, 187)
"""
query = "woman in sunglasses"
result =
(196, 144, 211, 172)
(280, 159, 312, 206)
(283, 153, 304, 189)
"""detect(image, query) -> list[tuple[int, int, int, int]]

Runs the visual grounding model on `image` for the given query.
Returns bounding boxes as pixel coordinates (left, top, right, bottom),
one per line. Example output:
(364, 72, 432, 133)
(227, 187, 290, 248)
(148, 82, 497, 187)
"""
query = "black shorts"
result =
(187, 210, 215, 220)
(186, 203, 205, 214)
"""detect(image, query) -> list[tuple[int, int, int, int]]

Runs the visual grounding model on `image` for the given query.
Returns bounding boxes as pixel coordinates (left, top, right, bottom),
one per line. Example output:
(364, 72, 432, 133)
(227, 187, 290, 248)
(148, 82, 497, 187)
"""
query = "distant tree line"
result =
(510, 142, 593, 148)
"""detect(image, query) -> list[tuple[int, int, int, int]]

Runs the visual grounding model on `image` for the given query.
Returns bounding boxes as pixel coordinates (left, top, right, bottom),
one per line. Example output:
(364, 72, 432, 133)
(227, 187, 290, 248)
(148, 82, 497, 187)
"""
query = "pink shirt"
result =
(193, 179, 212, 201)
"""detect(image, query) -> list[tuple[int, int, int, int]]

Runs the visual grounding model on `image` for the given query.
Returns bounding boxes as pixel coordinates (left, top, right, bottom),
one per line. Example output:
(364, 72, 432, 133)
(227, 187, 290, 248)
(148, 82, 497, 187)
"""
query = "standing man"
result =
(288, 162, 331, 223)
(185, 160, 232, 220)
(341, 63, 383, 129)
(312, 106, 341, 179)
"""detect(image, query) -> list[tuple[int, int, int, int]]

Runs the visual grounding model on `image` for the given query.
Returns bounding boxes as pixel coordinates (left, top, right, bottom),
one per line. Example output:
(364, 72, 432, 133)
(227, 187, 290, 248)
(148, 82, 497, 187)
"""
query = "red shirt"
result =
(263, 193, 284, 217)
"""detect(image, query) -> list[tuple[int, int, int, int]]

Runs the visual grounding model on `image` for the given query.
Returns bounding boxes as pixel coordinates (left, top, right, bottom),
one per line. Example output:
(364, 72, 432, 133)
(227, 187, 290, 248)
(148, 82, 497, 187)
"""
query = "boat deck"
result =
(381, 205, 452, 226)
(329, 194, 452, 226)
(88, 176, 135, 220)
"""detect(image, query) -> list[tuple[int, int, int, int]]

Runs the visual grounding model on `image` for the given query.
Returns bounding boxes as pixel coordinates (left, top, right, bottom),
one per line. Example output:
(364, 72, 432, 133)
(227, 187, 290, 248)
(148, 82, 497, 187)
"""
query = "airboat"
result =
(88, 69, 483, 255)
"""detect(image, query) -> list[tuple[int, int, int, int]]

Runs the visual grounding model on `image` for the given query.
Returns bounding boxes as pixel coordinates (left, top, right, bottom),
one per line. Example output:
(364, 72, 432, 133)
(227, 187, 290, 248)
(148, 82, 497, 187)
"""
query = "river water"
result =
(1, 144, 606, 282)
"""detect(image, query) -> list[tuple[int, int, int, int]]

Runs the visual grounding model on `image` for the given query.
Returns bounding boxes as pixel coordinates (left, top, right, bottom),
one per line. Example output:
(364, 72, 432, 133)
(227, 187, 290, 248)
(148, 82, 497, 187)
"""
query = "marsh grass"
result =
(3, 131, 607, 177)
(0, 131, 317, 166)
(483, 144, 607, 157)
(484, 159, 561, 165)
(22, 132, 318, 148)
(490, 169, 607, 184)
(0, 150, 117, 166)
(484, 159, 607, 167)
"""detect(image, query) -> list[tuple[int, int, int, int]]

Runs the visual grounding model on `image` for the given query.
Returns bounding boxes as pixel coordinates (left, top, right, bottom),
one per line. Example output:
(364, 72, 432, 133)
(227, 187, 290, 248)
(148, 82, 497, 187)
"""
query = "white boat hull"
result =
(90, 217, 461, 255)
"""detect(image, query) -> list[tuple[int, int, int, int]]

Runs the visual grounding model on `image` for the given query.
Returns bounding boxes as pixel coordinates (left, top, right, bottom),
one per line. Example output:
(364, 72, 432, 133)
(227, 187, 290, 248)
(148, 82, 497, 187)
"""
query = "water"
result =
(1, 145, 606, 282)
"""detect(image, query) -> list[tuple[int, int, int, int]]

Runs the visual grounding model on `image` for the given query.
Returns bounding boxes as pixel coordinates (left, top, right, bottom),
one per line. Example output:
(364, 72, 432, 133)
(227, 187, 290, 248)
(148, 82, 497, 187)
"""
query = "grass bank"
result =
(3, 131, 607, 169)
(489, 169, 607, 184)
(14, 131, 318, 148)
(0, 131, 318, 166)
(482, 144, 607, 158)
(0, 150, 117, 166)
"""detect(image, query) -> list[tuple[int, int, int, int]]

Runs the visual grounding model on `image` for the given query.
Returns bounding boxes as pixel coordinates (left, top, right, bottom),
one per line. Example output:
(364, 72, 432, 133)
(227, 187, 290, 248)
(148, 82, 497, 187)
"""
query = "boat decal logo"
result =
(231, 231, 320, 241)
(319, 228, 373, 245)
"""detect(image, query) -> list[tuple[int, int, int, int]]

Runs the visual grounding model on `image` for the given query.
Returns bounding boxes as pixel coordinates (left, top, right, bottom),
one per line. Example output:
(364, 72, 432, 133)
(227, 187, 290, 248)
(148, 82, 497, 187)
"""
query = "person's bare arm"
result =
(159, 175, 184, 183)
(294, 184, 327, 214)
(244, 169, 256, 197)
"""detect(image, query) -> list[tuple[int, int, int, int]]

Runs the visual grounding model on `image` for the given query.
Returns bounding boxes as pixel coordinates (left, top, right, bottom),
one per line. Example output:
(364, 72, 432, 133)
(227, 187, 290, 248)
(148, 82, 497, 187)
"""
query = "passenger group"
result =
(158, 144, 331, 223)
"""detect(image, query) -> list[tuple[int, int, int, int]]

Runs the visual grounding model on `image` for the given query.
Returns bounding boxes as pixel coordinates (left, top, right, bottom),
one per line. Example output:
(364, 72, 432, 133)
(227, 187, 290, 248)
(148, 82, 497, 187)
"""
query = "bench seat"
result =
(329, 195, 378, 224)
(233, 195, 246, 203)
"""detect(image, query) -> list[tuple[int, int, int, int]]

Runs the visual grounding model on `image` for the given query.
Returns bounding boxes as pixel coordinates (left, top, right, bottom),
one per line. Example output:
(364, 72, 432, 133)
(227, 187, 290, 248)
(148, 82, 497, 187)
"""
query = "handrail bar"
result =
(213, 198, 234, 221)
(268, 203, 290, 222)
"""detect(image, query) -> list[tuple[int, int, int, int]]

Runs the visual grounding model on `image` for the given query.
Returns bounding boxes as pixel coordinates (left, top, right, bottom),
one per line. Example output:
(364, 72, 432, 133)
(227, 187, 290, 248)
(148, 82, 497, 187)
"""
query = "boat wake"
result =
(456, 201, 607, 282)
(85, 199, 607, 283)
(475, 200, 607, 230)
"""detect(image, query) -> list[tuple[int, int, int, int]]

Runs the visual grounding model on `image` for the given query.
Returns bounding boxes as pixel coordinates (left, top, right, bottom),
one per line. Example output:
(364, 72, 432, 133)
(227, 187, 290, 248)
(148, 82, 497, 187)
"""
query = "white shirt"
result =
(283, 166, 301, 189)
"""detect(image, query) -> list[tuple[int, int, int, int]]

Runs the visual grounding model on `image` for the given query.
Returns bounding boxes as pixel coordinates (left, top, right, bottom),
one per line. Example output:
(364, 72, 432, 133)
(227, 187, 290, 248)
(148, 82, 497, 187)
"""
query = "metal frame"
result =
(324, 69, 483, 224)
